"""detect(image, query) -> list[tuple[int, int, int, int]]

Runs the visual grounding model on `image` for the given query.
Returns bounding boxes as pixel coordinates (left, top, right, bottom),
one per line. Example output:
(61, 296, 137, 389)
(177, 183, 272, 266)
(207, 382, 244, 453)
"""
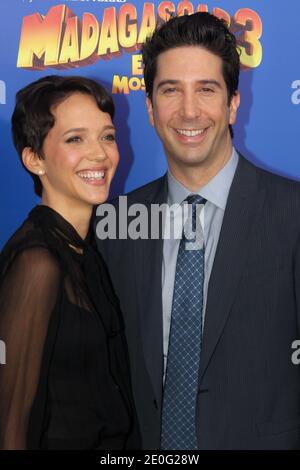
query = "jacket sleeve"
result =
(0, 247, 60, 449)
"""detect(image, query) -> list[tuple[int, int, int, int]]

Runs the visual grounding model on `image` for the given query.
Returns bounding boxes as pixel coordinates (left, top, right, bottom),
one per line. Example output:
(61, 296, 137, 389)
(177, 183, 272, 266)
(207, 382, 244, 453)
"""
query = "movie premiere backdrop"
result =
(0, 0, 299, 248)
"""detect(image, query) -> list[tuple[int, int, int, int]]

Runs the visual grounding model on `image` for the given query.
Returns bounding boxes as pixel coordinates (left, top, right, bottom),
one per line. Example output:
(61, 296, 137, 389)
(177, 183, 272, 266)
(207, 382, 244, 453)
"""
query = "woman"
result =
(0, 76, 140, 450)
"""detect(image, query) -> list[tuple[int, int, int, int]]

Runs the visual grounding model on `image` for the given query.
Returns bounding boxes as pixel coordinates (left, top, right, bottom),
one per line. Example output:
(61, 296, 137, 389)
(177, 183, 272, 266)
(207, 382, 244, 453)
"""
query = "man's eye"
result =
(163, 88, 177, 94)
(66, 136, 81, 143)
(201, 88, 214, 93)
(102, 134, 116, 142)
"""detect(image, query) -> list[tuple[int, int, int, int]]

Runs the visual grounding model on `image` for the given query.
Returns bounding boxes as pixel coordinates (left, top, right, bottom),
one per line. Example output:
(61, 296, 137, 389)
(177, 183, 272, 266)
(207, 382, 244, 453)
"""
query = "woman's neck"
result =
(40, 195, 92, 240)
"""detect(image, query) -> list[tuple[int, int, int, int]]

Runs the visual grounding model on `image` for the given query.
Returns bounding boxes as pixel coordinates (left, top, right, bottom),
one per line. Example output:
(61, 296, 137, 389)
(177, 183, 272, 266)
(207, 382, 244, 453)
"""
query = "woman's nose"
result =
(87, 141, 107, 161)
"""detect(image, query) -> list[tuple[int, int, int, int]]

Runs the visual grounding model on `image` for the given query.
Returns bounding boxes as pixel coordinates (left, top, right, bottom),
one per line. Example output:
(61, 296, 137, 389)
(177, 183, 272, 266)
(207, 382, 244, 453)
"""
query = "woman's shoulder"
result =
(0, 212, 61, 280)
(1, 210, 43, 250)
(1, 245, 61, 285)
(12, 246, 60, 273)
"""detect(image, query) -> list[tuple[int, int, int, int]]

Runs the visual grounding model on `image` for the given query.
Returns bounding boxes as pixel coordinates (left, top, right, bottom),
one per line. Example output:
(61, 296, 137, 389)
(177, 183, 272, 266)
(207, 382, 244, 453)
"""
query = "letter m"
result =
(17, 5, 69, 69)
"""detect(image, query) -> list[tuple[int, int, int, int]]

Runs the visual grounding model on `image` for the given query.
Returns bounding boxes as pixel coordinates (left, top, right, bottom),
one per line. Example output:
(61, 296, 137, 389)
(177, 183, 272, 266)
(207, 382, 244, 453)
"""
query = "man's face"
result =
(146, 46, 240, 185)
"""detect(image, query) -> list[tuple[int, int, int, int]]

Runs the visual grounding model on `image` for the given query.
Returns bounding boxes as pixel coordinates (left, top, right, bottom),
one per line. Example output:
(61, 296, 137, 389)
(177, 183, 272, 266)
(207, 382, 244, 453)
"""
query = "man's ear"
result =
(146, 96, 155, 127)
(229, 91, 240, 126)
(22, 147, 45, 176)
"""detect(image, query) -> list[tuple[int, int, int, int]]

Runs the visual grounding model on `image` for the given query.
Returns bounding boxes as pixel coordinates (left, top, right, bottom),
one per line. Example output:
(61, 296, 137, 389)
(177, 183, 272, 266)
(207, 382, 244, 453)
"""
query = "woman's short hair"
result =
(11, 75, 115, 197)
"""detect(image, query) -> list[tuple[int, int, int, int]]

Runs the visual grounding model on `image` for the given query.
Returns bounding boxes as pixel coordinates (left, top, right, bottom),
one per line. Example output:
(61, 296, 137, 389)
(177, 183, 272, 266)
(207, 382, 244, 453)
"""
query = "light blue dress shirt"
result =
(162, 148, 239, 380)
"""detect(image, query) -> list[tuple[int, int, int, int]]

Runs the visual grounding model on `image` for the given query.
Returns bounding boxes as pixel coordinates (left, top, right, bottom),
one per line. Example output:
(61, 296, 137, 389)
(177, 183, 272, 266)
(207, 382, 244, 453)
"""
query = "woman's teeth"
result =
(77, 171, 105, 180)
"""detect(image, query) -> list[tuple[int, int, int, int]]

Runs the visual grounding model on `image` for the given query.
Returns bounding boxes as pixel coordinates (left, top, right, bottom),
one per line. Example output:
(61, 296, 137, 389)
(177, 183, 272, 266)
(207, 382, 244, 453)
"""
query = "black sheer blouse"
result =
(0, 205, 140, 450)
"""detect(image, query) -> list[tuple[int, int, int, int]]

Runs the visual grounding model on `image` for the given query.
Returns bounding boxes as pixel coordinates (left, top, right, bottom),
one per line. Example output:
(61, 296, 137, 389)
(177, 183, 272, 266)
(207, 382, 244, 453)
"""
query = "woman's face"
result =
(39, 92, 119, 211)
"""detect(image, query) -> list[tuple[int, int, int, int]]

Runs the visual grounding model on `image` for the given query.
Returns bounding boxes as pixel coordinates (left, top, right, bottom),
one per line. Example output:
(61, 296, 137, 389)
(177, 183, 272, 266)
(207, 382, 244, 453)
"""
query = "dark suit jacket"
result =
(97, 155, 300, 449)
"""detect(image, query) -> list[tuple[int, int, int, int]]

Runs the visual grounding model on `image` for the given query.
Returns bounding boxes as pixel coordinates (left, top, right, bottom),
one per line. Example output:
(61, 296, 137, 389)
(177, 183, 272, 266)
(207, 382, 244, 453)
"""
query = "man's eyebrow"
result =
(156, 80, 180, 90)
(197, 79, 222, 89)
(156, 79, 223, 90)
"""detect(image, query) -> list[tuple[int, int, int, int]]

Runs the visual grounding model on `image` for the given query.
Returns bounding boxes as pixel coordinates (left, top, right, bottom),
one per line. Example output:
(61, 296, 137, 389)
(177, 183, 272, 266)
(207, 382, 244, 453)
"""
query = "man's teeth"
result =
(77, 171, 105, 180)
(176, 129, 205, 137)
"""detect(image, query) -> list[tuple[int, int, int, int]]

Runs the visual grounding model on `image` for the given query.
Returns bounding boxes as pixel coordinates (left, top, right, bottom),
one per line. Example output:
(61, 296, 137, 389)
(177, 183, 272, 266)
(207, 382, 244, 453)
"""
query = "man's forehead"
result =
(155, 46, 223, 72)
(154, 47, 225, 87)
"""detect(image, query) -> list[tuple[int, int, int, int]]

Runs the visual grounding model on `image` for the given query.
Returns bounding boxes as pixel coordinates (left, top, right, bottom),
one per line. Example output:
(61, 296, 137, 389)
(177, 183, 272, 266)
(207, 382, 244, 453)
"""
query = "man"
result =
(96, 12, 300, 449)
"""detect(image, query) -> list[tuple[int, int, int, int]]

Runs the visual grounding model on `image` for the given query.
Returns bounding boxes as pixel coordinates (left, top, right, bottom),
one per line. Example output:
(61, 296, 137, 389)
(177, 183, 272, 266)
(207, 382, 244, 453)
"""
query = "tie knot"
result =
(182, 195, 206, 246)
(185, 194, 206, 206)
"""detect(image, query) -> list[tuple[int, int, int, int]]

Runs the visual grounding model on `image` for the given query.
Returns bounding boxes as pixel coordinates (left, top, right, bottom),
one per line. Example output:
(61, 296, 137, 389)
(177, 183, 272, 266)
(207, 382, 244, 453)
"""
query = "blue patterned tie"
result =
(161, 194, 206, 450)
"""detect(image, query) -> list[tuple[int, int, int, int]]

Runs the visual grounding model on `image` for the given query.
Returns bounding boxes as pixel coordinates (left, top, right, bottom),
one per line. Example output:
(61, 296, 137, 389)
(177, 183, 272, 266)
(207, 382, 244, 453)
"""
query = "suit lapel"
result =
(199, 157, 266, 383)
(133, 176, 168, 404)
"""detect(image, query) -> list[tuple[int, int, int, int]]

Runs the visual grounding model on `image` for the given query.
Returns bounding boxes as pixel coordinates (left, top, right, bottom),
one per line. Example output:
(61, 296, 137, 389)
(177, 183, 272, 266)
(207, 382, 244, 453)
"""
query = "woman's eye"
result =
(66, 136, 81, 143)
(102, 134, 116, 142)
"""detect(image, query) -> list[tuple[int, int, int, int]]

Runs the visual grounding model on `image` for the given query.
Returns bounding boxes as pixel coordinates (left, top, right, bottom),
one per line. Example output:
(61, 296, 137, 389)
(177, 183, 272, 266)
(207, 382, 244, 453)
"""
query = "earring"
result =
(38, 169, 45, 175)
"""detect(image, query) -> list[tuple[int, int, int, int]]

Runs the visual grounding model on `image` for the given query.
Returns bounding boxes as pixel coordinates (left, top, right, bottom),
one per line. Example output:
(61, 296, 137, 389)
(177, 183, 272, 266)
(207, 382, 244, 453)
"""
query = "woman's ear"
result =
(22, 147, 45, 176)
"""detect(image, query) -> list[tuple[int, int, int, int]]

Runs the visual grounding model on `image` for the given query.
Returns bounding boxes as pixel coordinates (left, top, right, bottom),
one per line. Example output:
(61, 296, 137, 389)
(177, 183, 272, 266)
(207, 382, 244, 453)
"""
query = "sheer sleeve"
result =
(0, 247, 60, 449)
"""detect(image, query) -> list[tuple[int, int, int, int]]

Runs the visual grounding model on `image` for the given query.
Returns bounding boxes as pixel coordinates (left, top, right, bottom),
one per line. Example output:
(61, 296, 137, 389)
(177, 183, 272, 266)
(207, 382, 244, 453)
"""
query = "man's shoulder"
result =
(240, 155, 300, 196)
(109, 174, 167, 207)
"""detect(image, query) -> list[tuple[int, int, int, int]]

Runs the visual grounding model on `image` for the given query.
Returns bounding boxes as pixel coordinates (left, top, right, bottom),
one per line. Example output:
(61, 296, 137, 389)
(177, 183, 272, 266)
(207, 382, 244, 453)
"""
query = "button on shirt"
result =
(162, 149, 239, 381)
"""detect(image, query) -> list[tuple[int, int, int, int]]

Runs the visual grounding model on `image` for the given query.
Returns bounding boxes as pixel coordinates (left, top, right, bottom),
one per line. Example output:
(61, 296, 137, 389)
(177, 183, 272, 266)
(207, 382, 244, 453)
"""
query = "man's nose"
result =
(180, 92, 200, 120)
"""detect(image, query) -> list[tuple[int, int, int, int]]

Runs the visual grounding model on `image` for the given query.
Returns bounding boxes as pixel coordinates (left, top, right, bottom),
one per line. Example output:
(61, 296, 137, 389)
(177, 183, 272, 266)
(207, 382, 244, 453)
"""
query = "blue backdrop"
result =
(0, 0, 299, 248)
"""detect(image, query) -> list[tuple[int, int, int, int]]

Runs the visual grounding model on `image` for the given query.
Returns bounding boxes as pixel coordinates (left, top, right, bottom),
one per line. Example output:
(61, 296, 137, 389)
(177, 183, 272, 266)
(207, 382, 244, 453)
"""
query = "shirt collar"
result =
(167, 148, 239, 210)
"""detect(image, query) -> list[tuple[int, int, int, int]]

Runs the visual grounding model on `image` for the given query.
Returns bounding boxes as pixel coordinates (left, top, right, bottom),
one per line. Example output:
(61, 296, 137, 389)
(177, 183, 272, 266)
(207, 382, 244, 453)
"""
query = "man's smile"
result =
(175, 128, 206, 137)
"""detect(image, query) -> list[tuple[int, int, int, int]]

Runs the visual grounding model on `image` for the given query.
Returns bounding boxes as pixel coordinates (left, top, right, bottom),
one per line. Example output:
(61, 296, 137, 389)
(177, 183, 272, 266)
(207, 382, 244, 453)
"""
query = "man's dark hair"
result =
(142, 12, 240, 104)
(11, 75, 115, 197)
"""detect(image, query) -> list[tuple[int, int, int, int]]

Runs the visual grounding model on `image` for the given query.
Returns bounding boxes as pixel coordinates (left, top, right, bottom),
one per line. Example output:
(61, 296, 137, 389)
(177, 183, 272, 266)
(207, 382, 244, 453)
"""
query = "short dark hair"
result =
(142, 12, 240, 103)
(12, 75, 115, 197)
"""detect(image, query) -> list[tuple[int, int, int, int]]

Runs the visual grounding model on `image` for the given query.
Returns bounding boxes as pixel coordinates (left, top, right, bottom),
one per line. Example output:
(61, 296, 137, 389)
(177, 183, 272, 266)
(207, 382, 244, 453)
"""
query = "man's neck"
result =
(168, 148, 234, 192)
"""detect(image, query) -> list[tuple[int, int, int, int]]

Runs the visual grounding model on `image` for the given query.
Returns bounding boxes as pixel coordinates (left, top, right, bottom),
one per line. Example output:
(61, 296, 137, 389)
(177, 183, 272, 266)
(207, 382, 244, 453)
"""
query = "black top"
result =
(0, 205, 140, 450)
